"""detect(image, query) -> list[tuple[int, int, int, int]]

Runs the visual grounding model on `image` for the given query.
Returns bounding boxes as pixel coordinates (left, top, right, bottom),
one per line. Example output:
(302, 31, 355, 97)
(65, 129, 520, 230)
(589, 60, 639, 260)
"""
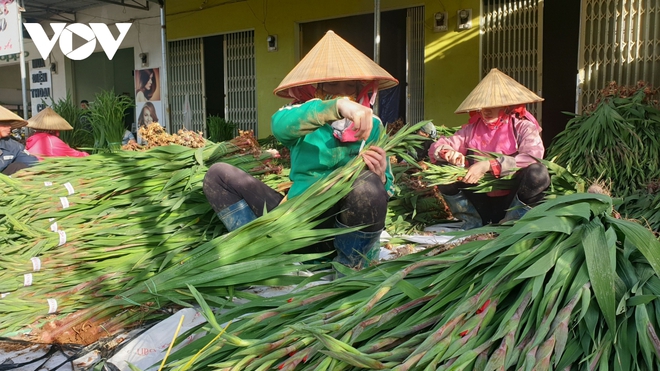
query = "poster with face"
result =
(134, 68, 163, 144)
(134, 68, 160, 103)
(135, 101, 163, 144)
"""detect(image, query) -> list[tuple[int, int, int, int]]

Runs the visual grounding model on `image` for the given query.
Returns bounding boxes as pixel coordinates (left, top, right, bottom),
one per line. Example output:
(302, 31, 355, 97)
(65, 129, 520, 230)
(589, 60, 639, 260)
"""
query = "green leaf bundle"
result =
(88, 90, 134, 151)
(161, 193, 660, 371)
(547, 89, 660, 197)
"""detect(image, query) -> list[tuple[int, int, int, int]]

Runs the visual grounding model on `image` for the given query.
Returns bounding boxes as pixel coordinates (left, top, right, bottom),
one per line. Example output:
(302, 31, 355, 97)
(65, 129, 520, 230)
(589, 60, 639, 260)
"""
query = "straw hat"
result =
(27, 107, 73, 131)
(0, 105, 28, 129)
(274, 30, 398, 98)
(455, 68, 544, 114)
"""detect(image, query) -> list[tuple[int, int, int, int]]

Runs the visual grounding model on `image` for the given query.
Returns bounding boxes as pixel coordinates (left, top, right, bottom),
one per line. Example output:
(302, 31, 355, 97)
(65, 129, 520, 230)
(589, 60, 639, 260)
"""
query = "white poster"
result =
(0, 0, 21, 57)
(134, 68, 163, 144)
(29, 66, 52, 116)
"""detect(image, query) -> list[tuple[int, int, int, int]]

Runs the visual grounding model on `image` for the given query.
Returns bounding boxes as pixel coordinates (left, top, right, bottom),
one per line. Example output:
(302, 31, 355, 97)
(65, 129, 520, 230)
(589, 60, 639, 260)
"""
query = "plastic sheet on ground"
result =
(0, 340, 78, 371)
(107, 308, 207, 371)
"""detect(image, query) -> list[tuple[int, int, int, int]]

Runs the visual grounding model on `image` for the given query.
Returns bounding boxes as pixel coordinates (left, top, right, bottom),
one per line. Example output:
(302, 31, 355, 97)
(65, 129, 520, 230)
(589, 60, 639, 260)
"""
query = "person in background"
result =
(203, 30, 398, 270)
(428, 68, 550, 229)
(135, 69, 157, 103)
(0, 105, 38, 175)
(122, 122, 136, 145)
(121, 92, 136, 144)
(79, 99, 91, 131)
(25, 107, 89, 159)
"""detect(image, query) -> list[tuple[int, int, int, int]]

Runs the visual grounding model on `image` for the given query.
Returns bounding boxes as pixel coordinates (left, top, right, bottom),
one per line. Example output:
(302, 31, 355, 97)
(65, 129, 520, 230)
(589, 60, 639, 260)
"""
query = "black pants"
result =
(2, 162, 29, 176)
(202, 163, 388, 253)
(437, 163, 550, 225)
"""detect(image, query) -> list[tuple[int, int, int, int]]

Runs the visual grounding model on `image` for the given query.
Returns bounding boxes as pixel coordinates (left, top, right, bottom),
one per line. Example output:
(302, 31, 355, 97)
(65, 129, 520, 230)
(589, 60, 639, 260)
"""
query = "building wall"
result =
(0, 41, 38, 110)
(3, 3, 163, 111)
(166, 0, 482, 137)
(54, 4, 163, 103)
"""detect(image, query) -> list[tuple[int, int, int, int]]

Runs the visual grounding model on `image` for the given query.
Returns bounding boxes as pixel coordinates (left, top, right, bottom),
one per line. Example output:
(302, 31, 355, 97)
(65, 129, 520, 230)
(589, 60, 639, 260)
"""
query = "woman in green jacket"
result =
(203, 31, 398, 270)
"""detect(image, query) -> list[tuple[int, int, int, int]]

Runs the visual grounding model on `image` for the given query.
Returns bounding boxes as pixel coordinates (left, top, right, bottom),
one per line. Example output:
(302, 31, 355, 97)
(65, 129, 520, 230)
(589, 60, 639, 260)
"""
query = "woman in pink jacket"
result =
(428, 68, 550, 229)
(25, 107, 89, 159)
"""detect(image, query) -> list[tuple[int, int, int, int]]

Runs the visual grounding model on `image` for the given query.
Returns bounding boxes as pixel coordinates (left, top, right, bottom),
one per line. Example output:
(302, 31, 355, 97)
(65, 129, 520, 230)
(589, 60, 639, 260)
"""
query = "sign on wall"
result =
(29, 60, 52, 116)
(0, 0, 21, 57)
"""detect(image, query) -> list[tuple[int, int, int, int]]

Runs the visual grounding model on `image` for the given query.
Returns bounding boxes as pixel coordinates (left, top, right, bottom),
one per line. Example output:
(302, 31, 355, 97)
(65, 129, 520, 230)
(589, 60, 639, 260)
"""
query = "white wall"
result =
(3, 2, 163, 106)
(0, 40, 38, 108)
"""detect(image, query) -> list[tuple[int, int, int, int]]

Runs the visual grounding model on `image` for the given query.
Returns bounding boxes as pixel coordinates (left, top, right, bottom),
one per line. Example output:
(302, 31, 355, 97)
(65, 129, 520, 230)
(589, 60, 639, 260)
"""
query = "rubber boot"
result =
(333, 219, 382, 270)
(216, 199, 257, 232)
(500, 195, 532, 224)
(442, 191, 483, 230)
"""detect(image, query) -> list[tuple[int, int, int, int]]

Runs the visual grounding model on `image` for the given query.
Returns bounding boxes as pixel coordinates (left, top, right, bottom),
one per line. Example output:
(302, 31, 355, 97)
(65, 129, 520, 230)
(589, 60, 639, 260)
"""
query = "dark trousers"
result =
(202, 163, 388, 253)
(437, 163, 550, 225)
(2, 162, 29, 176)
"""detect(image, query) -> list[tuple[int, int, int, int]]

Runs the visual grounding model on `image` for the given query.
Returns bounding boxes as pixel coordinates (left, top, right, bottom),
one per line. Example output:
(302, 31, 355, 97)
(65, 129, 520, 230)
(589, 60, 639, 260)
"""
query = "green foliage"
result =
(539, 158, 587, 198)
(547, 87, 660, 198)
(619, 189, 660, 233)
(164, 193, 660, 370)
(207, 115, 237, 143)
(88, 90, 133, 151)
(49, 92, 93, 149)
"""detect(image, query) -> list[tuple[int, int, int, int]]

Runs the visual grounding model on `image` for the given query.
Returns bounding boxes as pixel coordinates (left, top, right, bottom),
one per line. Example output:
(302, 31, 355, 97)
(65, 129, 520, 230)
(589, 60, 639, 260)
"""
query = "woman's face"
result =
(142, 109, 153, 125)
(321, 81, 358, 97)
(145, 73, 153, 90)
(480, 107, 505, 123)
(0, 124, 12, 138)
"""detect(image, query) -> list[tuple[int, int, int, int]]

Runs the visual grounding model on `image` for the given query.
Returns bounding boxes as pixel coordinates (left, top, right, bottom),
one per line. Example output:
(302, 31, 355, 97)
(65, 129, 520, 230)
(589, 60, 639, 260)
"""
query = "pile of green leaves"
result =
(0, 138, 283, 338)
(49, 92, 94, 149)
(539, 158, 587, 198)
(0, 121, 429, 342)
(160, 193, 660, 370)
(547, 87, 660, 197)
(88, 90, 134, 151)
(207, 116, 237, 143)
(620, 188, 660, 233)
(386, 163, 452, 235)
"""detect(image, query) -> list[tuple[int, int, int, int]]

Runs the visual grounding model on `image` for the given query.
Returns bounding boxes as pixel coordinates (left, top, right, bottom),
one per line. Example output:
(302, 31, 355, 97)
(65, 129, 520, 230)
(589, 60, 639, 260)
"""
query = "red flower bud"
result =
(476, 299, 491, 314)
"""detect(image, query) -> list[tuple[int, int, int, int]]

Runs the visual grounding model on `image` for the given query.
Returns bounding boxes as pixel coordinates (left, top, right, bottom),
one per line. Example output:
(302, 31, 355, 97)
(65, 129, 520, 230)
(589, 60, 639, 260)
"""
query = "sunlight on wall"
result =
(167, 0, 482, 135)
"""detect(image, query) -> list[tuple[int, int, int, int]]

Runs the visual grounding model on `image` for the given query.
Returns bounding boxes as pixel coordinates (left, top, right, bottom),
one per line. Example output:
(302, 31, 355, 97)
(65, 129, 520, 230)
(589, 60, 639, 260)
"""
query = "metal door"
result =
(481, 0, 544, 120)
(578, 0, 660, 112)
(224, 30, 258, 136)
(406, 6, 425, 125)
(168, 38, 206, 134)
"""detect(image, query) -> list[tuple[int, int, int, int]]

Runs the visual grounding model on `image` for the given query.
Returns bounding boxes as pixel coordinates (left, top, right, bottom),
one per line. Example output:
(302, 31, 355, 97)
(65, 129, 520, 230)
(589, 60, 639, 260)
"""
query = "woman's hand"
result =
(463, 160, 491, 184)
(440, 149, 466, 167)
(362, 146, 388, 184)
(336, 99, 373, 140)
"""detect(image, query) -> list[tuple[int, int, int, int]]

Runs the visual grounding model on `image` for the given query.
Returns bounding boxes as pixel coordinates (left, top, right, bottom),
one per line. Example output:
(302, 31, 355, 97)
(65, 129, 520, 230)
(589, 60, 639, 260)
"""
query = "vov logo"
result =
(24, 23, 132, 60)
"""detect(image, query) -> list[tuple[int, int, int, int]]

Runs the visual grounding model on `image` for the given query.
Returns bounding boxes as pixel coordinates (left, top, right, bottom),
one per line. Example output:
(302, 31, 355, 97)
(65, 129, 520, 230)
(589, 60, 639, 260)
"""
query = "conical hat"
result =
(0, 105, 28, 129)
(274, 30, 398, 98)
(455, 68, 543, 114)
(27, 107, 73, 131)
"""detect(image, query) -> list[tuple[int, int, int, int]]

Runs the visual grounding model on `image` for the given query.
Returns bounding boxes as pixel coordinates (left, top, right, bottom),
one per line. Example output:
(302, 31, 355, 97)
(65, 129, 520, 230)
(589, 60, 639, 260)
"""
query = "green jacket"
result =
(271, 98, 395, 199)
